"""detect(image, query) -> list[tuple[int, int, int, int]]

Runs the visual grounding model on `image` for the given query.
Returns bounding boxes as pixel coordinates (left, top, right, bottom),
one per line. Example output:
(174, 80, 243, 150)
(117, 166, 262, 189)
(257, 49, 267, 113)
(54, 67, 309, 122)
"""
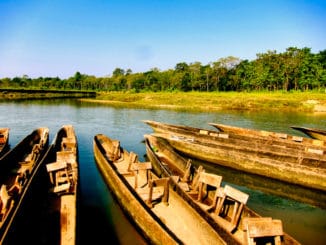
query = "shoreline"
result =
(79, 91, 326, 113)
(1, 89, 325, 113)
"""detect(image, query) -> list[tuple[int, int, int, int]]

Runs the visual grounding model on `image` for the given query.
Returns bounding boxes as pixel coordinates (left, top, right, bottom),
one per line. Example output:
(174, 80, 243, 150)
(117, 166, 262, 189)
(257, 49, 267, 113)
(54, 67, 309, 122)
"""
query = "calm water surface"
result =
(1, 99, 325, 245)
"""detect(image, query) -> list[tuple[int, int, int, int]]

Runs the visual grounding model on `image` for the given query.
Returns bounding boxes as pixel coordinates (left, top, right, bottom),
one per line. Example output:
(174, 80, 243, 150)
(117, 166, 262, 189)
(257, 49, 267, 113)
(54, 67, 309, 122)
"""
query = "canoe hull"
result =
(94, 134, 226, 245)
(0, 127, 49, 242)
(143, 120, 326, 192)
(93, 135, 179, 245)
(291, 126, 326, 141)
(2, 125, 78, 245)
(144, 134, 301, 245)
(159, 132, 326, 192)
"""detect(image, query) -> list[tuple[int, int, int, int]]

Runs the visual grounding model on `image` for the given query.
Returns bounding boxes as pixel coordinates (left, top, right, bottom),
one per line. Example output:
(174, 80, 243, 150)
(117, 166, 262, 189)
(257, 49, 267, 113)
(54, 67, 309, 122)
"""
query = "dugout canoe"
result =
(209, 123, 325, 149)
(144, 134, 326, 209)
(142, 120, 326, 192)
(0, 128, 9, 157)
(93, 133, 226, 245)
(291, 126, 326, 141)
(0, 127, 49, 242)
(3, 125, 79, 244)
(144, 134, 300, 245)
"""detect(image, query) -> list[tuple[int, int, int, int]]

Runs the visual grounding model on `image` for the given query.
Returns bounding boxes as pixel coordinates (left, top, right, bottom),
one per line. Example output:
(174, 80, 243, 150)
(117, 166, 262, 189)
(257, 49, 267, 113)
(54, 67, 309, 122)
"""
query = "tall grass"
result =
(89, 91, 326, 112)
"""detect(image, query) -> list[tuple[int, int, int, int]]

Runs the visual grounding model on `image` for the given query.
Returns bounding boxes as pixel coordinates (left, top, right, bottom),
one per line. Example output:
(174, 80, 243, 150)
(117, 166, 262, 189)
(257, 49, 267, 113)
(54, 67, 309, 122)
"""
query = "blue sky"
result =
(1, 0, 325, 78)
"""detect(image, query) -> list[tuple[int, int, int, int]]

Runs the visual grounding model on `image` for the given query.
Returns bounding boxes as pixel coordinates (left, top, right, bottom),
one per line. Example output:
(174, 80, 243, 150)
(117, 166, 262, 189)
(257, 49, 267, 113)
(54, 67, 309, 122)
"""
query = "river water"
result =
(1, 99, 325, 244)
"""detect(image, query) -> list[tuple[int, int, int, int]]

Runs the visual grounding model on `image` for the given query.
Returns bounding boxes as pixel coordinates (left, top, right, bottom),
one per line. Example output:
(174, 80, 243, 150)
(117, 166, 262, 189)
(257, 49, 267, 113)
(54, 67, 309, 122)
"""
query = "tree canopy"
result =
(1, 47, 325, 92)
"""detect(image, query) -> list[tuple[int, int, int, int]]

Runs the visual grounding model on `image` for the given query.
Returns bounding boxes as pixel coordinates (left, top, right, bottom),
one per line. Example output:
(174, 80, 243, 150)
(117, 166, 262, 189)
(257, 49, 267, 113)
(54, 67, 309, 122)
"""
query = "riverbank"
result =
(0, 88, 96, 100)
(81, 91, 326, 113)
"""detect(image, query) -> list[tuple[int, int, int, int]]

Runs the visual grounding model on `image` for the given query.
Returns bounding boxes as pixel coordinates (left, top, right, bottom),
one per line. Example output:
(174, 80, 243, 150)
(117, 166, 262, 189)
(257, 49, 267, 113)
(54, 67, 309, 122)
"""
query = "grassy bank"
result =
(81, 91, 326, 113)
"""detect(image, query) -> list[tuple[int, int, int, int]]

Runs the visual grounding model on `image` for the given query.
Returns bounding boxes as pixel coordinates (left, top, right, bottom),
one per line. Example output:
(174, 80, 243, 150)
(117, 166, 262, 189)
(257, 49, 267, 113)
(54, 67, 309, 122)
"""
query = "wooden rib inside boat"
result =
(93, 133, 226, 245)
(144, 134, 301, 245)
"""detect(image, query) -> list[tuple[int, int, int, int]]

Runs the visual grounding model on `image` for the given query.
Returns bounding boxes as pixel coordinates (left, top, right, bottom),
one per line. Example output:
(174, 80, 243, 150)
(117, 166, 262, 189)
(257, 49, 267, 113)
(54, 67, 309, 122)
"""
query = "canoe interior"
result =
(0, 127, 49, 242)
(2, 125, 79, 245)
(143, 120, 326, 192)
(144, 134, 301, 245)
(93, 133, 227, 245)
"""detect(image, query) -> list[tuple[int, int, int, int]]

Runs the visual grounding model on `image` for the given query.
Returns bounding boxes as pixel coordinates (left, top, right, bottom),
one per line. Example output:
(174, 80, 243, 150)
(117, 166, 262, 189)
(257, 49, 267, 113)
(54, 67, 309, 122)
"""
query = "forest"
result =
(1, 47, 325, 92)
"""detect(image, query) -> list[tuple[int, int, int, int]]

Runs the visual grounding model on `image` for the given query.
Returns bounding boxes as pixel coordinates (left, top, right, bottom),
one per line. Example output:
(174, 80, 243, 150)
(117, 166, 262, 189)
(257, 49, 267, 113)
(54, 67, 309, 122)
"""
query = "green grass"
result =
(82, 91, 326, 112)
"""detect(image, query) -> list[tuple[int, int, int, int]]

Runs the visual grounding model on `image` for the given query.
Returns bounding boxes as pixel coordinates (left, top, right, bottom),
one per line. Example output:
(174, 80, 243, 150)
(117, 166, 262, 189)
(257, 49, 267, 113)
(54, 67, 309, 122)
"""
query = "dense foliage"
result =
(1, 47, 325, 92)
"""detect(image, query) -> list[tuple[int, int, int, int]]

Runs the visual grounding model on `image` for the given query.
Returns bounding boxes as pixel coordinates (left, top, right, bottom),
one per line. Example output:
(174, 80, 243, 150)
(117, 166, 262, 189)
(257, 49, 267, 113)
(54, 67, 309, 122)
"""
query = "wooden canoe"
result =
(0, 128, 9, 156)
(291, 126, 326, 141)
(2, 125, 79, 244)
(93, 133, 226, 245)
(142, 120, 326, 192)
(144, 134, 301, 245)
(209, 123, 325, 148)
(0, 127, 49, 242)
(144, 134, 326, 209)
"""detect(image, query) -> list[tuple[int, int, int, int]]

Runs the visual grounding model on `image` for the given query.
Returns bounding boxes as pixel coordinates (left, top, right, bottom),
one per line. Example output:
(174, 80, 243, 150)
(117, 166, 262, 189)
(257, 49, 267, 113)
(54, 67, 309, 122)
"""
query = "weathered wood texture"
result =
(143, 120, 326, 192)
(94, 133, 226, 245)
(144, 134, 301, 245)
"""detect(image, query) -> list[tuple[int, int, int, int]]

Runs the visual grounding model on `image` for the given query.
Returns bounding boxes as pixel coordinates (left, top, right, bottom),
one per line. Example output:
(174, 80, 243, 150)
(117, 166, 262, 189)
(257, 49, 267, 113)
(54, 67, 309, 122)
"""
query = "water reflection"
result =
(0, 99, 325, 245)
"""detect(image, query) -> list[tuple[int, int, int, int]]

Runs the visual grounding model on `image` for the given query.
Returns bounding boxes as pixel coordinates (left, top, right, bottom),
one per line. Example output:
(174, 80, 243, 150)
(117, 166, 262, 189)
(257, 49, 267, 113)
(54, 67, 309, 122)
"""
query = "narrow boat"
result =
(143, 120, 326, 192)
(209, 122, 325, 148)
(93, 133, 226, 245)
(0, 127, 49, 242)
(2, 125, 79, 244)
(144, 134, 301, 245)
(291, 126, 326, 141)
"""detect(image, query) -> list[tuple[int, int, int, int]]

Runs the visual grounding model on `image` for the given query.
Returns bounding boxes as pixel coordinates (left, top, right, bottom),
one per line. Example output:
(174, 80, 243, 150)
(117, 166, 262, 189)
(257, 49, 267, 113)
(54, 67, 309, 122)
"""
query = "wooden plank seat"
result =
(46, 161, 73, 194)
(213, 184, 249, 233)
(195, 172, 223, 212)
(118, 151, 138, 176)
(180, 159, 192, 182)
(105, 139, 122, 162)
(46, 161, 68, 184)
(32, 143, 41, 154)
(132, 162, 153, 189)
(7, 174, 24, 196)
(190, 165, 204, 192)
(17, 160, 34, 177)
(137, 178, 170, 208)
(132, 161, 169, 208)
(172, 164, 206, 194)
(243, 217, 284, 245)
(57, 151, 76, 166)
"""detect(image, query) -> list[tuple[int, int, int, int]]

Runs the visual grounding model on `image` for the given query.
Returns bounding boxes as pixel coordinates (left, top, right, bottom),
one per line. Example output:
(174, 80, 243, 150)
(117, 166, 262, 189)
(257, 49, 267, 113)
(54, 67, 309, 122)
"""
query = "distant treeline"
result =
(1, 47, 325, 92)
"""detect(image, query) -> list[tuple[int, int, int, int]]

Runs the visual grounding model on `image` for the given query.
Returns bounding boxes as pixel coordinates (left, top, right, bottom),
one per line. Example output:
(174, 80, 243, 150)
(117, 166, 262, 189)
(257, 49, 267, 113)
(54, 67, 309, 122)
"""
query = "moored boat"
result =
(209, 122, 325, 148)
(0, 127, 49, 242)
(93, 133, 226, 245)
(291, 126, 326, 141)
(2, 125, 79, 244)
(143, 120, 326, 192)
(0, 128, 9, 156)
(144, 134, 301, 245)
